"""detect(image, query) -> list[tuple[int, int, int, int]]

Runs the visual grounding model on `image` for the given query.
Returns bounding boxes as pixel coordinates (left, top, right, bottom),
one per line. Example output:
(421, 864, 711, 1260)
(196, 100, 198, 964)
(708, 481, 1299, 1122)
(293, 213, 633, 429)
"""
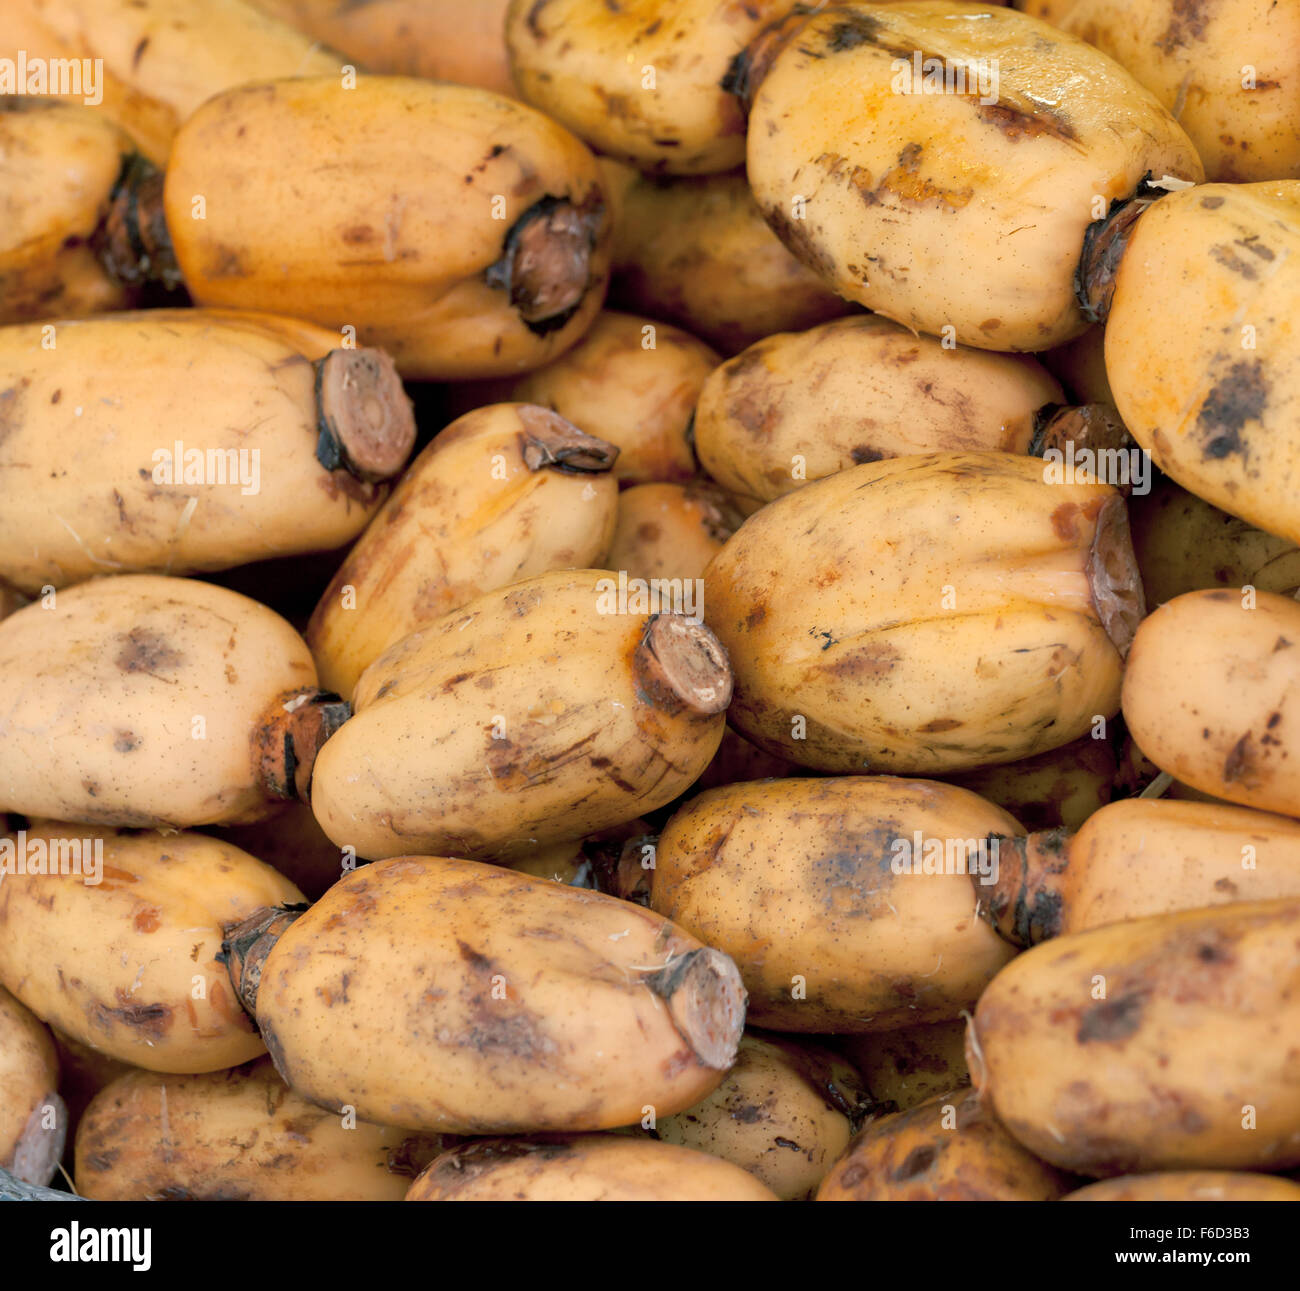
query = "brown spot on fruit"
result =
(115, 628, 183, 678)
(1077, 991, 1145, 1044)
(1196, 360, 1268, 460)
(1223, 733, 1260, 785)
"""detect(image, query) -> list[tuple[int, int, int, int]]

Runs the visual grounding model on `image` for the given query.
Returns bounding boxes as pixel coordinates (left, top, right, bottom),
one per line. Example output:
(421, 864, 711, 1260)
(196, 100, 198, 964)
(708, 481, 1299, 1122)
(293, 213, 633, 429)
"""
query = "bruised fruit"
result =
(1105, 181, 1300, 545)
(841, 1020, 970, 1113)
(0, 823, 302, 1072)
(2, 0, 341, 163)
(816, 1088, 1077, 1201)
(703, 452, 1143, 774)
(648, 1031, 870, 1200)
(0, 99, 135, 324)
(505, 0, 796, 175)
(311, 569, 731, 861)
(1019, 0, 1300, 182)
(1122, 590, 1300, 818)
(306, 404, 618, 700)
(0, 986, 64, 1185)
(649, 776, 1020, 1032)
(743, 1, 1201, 351)
(978, 798, 1300, 947)
(505, 312, 719, 485)
(0, 310, 414, 593)
(1130, 476, 1300, 605)
(75, 1059, 445, 1200)
(1063, 1171, 1300, 1202)
(0, 574, 343, 826)
(144, 76, 611, 380)
(224, 857, 748, 1133)
(606, 484, 741, 585)
(406, 1134, 778, 1201)
(968, 897, 1300, 1175)
(250, 0, 516, 96)
(602, 162, 853, 355)
(694, 315, 1062, 506)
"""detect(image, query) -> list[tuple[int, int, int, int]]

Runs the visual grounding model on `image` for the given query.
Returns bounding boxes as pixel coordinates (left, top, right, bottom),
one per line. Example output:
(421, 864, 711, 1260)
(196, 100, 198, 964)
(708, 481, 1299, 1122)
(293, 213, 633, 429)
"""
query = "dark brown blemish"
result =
(1196, 358, 1269, 460)
(1223, 733, 1259, 785)
(1077, 991, 1145, 1044)
(115, 627, 184, 678)
(893, 1143, 938, 1180)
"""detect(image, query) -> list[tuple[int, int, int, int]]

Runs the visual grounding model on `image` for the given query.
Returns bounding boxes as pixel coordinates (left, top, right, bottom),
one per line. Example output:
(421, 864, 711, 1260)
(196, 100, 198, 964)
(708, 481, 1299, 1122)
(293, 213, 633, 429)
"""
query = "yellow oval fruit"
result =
(0, 986, 64, 1185)
(603, 162, 853, 355)
(1131, 476, 1300, 604)
(232, 857, 748, 1133)
(979, 798, 1300, 946)
(3, 0, 341, 162)
(161, 76, 611, 380)
(841, 1020, 970, 1112)
(0, 310, 414, 594)
(745, 1, 1202, 351)
(1021, 0, 1300, 182)
(816, 1088, 1077, 1200)
(646, 1032, 870, 1200)
(505, 0, 795, 175)
(250, 0, 516, 96)
(0, 99, 134, 324)
(306, 404, 618, 700)
(650, 776, 1020, 1032)
(969, 898, 1300, 1175)
(1063, 1171, 1300, 1202)
(75, 1058, 445, 1200)
(606, 483, 740, 584)
(704, 452, 1143, 774)
(1106, 181, 1300, 543)
(695, 315, 1062, 506)
(506, 311, 719, 485)
(0, 823, 302, 1073)
(406, 1133, 778, 1201)
(0, 574, 336, 827)
(1123, 589, 1300, 817)
(311, 569, 731, 860)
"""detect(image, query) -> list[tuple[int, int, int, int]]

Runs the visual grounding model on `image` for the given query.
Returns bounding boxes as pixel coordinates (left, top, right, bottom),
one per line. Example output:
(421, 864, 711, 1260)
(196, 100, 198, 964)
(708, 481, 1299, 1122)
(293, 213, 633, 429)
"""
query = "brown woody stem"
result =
(974, 829, 1074, 948)
(517, 404, 619, 473)
(643, 947, 746, 1070)
(314, 348, 417, 483)
(254, 687, 351, 803)
(97, 152, 181, 290)
(1074, 174, 1174, 324)
(221, 904, 308, 1018)
(1088, 494, 1146, 660)
(634, 614, 733, 717)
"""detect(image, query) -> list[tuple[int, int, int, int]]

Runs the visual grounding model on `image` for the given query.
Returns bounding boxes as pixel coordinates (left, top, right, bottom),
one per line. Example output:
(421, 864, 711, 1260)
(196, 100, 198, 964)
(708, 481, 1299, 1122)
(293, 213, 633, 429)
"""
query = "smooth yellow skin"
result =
(603, 161, 853, 355)
(1131, 476, 1300, 605)
(747, 1, 1202, 351)
(311, 569, 726, 861)
(306, 403, 618, 700)
(1107, 181, 1300, 544)
(251, 0, 516, 95)
(0, 101, 131, 324)
(0, 574, 318, 827)
(0, 986, 60, 1180)
(944, 733, 1115, 832)
(508, 312, 719, 485)
(651, 776, 1020, 1032)
(1021, 0, 1300, 182)
(704, 452, 1128, 774)
(165, 76, 611, 381)
(695, 315, 1062, 506)
(969, 897, 1300, 1175)
(841, 1020, 970, 1112)
(506, 0, 792, 175)
(1055, 798, 1300, 933)
(4, 0, 340, 162)
(1064, 1171, 1300, 1202)
(75, 1059, 444, 1200)
(257, 857, 742, 1134)
(0, 310, 393, 594)
(817, 1088, 1076, 1200)
(1124, 590, 1300, 817)
(0, 823, 302, 1073)
(606, 484, 739, 585)
(647, 1032, 868, 1200)
(407, 1133, 779, 1201)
